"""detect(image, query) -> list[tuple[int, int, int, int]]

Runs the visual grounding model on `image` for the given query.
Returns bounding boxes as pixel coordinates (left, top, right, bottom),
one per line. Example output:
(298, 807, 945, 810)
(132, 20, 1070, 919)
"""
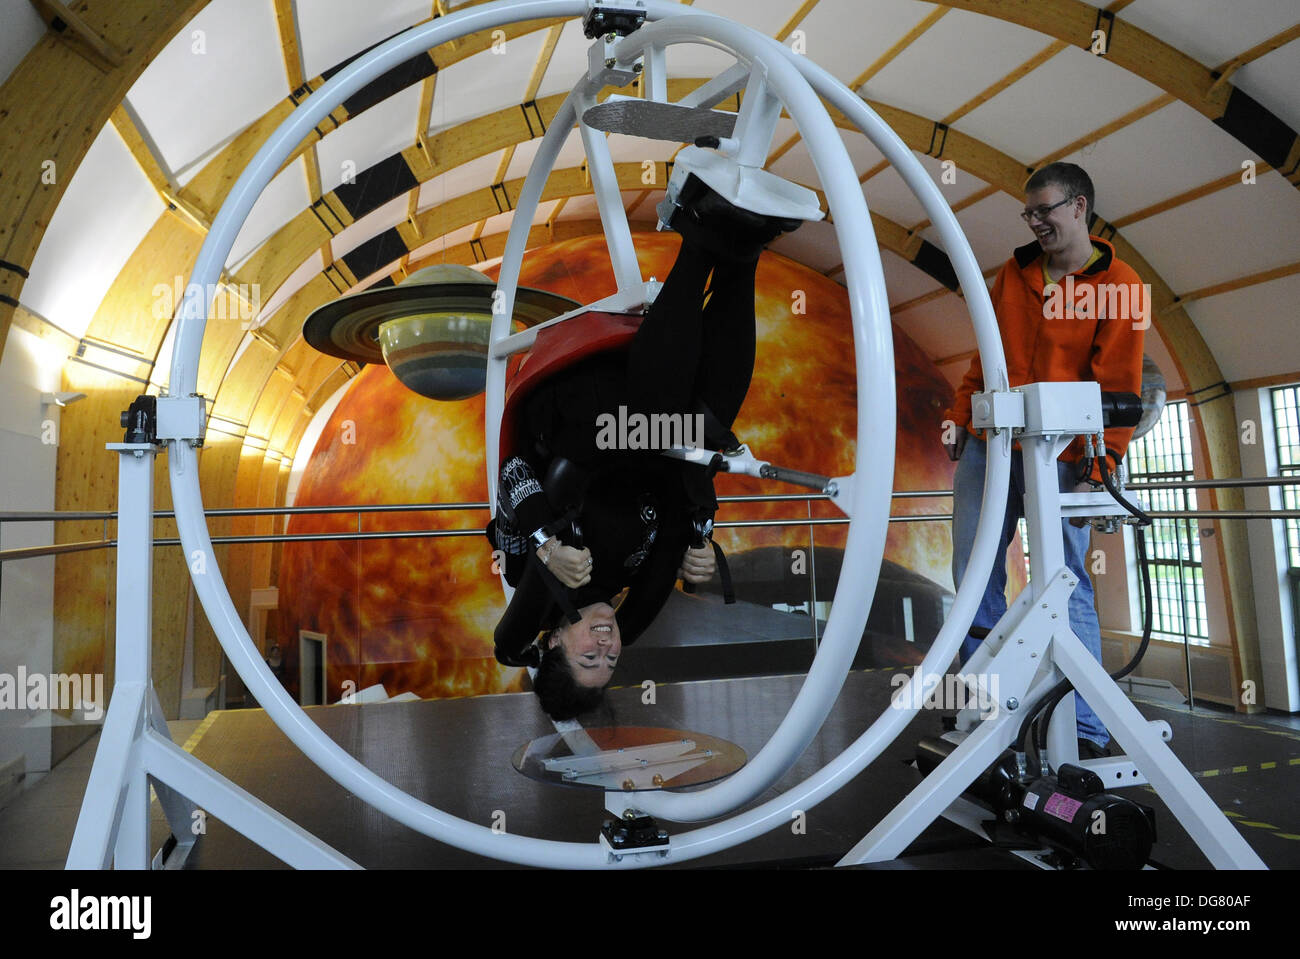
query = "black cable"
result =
(1029, 524, 1154, 762)
(1013, 440, 1155, 760)
(1098, 441, 1152, 528)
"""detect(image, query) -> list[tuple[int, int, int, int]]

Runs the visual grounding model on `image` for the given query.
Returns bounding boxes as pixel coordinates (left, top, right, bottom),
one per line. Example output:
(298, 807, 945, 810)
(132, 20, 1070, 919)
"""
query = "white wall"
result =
(1236, 388, 1300, 711)
(0, 0, 47, 89)
(0, 327, 63, 773)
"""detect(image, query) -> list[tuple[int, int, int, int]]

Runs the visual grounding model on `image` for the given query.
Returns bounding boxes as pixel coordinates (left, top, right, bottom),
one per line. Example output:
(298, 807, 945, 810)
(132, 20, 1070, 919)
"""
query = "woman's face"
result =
(549, 602, 622, 688)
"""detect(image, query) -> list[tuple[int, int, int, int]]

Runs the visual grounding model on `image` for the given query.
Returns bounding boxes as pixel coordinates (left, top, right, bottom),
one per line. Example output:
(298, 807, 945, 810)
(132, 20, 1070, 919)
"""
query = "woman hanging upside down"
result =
(487, 174, 801, 720)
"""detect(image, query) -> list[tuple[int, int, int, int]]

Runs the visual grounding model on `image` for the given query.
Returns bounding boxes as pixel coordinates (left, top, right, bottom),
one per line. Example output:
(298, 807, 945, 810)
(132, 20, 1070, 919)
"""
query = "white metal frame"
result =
(837, 383, 1265, 868)
(67, 0, 1255, 871)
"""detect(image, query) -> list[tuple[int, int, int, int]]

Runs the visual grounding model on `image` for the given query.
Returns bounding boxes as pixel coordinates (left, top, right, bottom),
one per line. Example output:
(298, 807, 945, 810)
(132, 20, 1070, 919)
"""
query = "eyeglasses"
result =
(1020, 196, 1075, 223)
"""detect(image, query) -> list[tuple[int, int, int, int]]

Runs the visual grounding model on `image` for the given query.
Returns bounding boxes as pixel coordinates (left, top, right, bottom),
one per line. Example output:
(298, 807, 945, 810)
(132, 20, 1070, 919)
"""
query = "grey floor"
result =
(5, 689, 1299, 869)
(0, 720, 201, 869)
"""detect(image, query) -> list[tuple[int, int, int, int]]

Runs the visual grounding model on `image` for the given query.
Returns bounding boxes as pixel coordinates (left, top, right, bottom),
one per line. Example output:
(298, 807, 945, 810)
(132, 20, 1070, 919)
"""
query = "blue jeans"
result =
(951, 436, 1108, 747)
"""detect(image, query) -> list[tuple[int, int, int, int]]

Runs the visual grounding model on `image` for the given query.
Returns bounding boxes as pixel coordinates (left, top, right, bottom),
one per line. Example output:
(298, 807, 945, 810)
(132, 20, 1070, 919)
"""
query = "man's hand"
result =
(539, 538, 593, 587)
(944, 429, 968, 462)
(678, 543, 716, 584)
(1069, 480, 1098, 528)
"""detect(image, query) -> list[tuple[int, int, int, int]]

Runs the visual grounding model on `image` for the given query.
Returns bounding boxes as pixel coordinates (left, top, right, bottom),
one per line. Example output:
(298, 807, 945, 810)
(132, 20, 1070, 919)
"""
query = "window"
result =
(1125, 400, 1208, 640)
(1269, 384, 1300, 571)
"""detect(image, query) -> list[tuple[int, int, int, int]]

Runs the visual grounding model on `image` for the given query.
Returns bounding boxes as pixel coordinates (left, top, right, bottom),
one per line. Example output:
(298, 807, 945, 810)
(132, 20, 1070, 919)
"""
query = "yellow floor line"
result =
(181, 710, 223, 754)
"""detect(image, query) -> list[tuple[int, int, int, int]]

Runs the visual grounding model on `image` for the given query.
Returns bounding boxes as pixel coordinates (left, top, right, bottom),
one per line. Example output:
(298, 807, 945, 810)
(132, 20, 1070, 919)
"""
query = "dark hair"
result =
(533, 641, 605, 720)
(1026, 162, 1095, 220)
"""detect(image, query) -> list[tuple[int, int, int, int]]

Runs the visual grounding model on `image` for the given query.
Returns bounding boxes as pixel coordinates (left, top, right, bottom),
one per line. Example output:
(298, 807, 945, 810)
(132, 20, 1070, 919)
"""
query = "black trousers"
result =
(494, 239, 757, 657)
(627, 240, 758, 431)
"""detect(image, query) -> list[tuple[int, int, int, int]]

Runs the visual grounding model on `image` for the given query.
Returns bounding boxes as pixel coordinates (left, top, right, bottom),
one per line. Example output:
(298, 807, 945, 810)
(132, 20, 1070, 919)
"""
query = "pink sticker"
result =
(1043, 792, 1083, 822)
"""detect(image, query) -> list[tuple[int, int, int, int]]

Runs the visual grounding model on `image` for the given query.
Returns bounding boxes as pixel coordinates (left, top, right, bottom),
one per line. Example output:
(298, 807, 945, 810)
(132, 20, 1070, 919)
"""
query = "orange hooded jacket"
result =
(944, 236, 1148, 482)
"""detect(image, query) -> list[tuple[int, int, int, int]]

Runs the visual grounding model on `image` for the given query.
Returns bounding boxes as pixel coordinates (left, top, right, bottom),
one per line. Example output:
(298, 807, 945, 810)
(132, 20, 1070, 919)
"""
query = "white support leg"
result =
(66, 682, 147, 868)
(146, 687, 198, 863)
(838, 576, 1074, 864)
(1051, 635, 1265, 868)
(139, 733, 360, 869)
(838, 707, 1015, 863)
(68, 442, 159, 868)
(114, 763, 151, 869)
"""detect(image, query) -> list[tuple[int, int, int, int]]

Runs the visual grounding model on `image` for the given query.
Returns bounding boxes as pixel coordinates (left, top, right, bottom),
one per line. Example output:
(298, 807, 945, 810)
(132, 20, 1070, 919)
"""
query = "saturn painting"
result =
(302, 263, 579, 401)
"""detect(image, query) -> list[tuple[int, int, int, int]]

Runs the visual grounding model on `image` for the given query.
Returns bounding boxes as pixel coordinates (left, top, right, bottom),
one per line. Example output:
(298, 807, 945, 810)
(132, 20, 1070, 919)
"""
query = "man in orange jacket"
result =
(942, 162, 1147, 758)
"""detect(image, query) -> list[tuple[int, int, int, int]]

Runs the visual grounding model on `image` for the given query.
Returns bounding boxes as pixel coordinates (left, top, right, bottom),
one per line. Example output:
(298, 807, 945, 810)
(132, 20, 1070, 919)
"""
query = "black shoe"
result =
(660, 174, 801, 260)
(1077, 738, 1112, 760)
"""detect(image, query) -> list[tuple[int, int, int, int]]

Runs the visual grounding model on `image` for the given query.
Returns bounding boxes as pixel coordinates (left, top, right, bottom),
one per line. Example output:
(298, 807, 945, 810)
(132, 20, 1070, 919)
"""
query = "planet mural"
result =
(276, 231, 1022, 703)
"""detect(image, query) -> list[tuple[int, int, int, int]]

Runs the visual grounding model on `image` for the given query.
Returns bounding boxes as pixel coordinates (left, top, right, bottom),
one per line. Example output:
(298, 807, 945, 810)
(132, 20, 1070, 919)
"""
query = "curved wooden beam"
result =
(0, 0, 211, 357)
(943, 0, 1300, 189)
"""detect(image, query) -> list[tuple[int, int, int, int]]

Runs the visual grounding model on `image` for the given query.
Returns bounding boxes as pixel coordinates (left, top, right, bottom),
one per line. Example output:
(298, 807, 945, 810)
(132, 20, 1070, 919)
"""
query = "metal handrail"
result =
(10, 506, 1300, 563)
(8, 474, 1299, 527)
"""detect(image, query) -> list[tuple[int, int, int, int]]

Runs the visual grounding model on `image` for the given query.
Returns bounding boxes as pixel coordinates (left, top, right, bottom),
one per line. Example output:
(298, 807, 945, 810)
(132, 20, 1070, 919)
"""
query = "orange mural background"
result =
(276, 232, 1020, 702)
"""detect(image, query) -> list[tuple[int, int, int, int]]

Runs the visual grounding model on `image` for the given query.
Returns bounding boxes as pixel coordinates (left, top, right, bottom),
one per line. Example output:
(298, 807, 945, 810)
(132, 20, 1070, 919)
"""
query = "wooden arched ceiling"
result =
(937, 0, 1300, 186)
(5, 0, 1300, 354)
(6, 1, 1283, 693)
(35, 64, 1250, 490)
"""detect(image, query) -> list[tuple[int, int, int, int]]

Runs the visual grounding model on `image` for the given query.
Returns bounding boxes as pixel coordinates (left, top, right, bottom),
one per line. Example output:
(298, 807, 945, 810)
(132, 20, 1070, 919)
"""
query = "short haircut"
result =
(1026, 162, 1095, 220)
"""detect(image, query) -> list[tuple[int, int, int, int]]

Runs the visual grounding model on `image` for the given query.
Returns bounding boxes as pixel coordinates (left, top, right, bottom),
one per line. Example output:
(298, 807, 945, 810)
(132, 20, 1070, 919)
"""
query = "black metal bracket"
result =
(602, 812, 668, 851)
(583, 3, 647, 39)
(120, 395, 160, 445)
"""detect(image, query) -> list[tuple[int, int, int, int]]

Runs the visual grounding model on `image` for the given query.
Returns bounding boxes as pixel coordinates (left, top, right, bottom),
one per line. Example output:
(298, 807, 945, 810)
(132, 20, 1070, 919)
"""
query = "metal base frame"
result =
(836, 397, 1265, 869)
(65, 445, 359, 869)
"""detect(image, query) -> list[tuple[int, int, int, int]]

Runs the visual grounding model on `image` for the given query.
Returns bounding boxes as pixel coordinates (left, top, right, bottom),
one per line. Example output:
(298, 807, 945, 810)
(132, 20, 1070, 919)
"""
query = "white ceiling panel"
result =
(769, 127, 887, 188)
(419, 151, 508, 211)
(1056, 101, 1269, 221)
(297, 0, 433, 79)
(480, 210, 515, 238)
(860, 151, 992, 229)
(766, 219, 840, 273)
(892, 287, 979, 370)
(1185, 273, 1300, 382)
(316, 83, 422, 194)
(606, 133, 684, 166)
(125, 0, 289, 179)
(534, 19, 604, 102)
(254, 250, 325, 327)
(799, 0, 941, 90)
(1122, 0, 1298, 71)
(663, 35, 741, 81)
(1120, 171, 1300, 293)
(428, 31, 546, 134)
(530, 198, 561, 227)
(504, 128, 587, 181)
(954, 46, 1164, 165)
(693, 0, 797, 39)
(862, 163, 935, 228)
(409, 223, 479, 263)
(330, 194, 409, 262)
(1234, 42, 1300, 136)
(0, 0, 47, 88)
(880, 248, 944, 307)
(921, 191, 1032, 274)
(867, 8, 1048, 122)
(21, 124, 166, 339)
(228, 157, 312, 270)
(557, 193, 601, 220)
